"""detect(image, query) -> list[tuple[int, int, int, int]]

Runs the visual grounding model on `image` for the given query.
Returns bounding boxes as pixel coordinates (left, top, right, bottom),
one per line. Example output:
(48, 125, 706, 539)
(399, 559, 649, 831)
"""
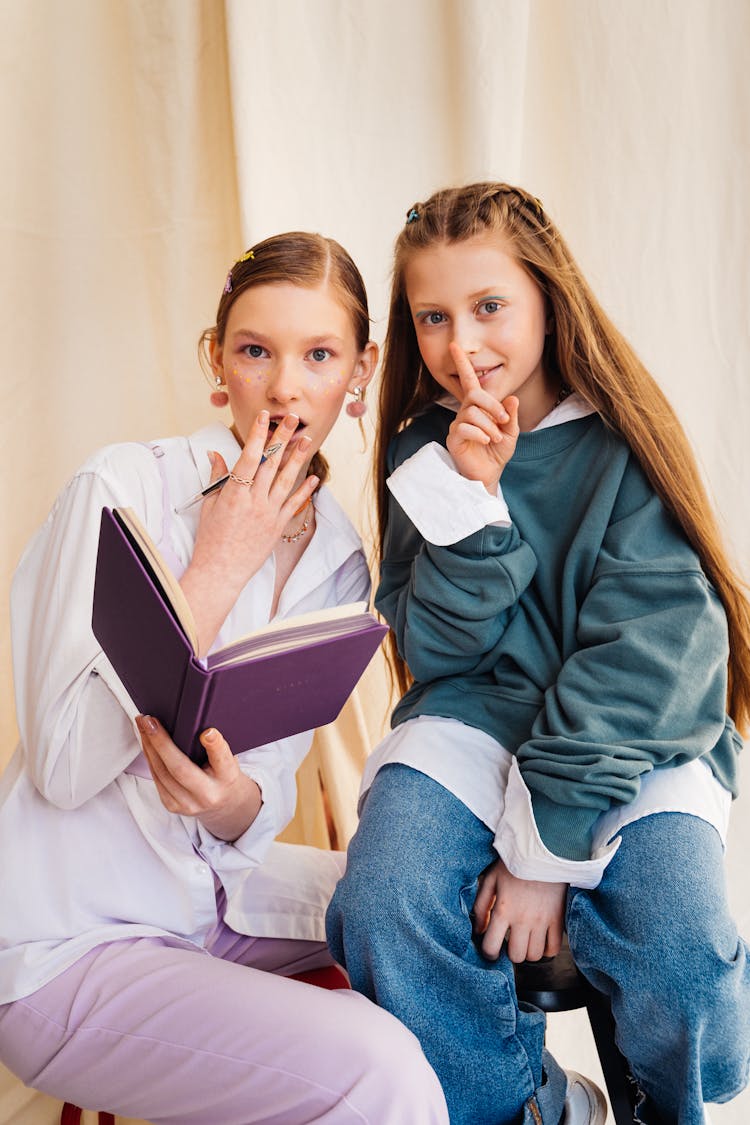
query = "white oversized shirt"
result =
(0, 423, 369, 1004)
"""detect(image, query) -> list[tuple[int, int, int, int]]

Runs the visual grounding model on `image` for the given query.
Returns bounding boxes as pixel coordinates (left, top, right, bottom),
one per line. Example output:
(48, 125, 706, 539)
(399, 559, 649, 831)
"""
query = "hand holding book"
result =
(92, 506, 388, 765)
(136, 715, 263, 841)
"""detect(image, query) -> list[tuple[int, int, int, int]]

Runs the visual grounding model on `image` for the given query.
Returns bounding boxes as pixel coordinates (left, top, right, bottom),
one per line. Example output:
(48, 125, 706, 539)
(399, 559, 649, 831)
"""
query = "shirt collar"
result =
(187, 422, 242, 487)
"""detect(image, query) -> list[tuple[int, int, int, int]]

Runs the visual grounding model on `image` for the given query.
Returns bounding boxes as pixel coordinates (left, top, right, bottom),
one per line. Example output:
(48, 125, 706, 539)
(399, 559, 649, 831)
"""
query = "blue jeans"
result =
(326, 764, 750, 1125)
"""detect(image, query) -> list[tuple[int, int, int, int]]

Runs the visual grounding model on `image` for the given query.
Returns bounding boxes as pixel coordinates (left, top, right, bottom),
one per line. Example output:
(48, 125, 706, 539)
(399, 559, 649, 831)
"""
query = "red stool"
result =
(59, 965, 350, 1124)
(61, 1109, 114, 1125)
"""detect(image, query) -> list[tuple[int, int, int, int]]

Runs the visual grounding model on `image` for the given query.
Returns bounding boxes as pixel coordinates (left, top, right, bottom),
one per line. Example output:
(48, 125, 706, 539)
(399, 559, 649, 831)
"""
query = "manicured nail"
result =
(136, 715, 157, 733)
(202, 727, 218, 743)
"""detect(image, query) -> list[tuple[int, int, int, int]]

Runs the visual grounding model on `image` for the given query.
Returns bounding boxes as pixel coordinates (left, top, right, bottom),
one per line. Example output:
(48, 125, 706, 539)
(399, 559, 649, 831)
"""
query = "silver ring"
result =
(229, 471, 254, 488)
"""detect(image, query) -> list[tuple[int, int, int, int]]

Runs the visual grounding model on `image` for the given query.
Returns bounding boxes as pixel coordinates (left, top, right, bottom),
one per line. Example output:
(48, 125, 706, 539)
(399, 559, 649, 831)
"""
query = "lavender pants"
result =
(0, 921, 448, 1124)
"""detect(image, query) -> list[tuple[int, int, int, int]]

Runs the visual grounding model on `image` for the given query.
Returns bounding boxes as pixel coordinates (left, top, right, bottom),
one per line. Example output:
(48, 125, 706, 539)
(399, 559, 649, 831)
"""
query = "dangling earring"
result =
(210, 374, 229, 408)
(346, 386, 367, 417)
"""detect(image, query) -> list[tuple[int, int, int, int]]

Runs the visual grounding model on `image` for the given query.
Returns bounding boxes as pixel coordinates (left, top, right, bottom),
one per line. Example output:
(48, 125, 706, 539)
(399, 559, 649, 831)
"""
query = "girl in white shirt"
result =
(0, 232, 449, 1125)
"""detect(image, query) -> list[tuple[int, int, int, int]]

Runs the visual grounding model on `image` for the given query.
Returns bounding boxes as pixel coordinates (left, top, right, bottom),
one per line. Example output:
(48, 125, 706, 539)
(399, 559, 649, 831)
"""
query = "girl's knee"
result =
(326, 855, 416, 953)
(328, 816, 446, 931)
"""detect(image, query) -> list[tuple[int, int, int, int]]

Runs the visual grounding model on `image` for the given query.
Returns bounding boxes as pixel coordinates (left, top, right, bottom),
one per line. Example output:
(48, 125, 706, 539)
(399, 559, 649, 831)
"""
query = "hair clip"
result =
(223, 249, 255, 296)
(406, 207, 420, 225)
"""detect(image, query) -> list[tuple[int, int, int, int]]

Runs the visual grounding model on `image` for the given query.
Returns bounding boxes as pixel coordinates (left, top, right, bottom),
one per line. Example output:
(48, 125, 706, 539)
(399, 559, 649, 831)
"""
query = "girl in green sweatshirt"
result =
(327, 182, 750, 1125)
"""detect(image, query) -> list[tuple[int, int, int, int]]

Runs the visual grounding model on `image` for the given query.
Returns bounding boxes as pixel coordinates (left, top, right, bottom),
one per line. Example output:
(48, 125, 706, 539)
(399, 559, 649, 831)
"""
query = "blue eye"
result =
(475, 297, 506, 316)
(420, 311, 446, 327)
(244, 344, 267, 359)
(309, 347, 332, 362)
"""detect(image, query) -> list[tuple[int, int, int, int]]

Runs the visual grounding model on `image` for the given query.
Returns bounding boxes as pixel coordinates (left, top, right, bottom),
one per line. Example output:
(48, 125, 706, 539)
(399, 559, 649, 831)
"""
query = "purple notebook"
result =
(92, 507, 388, 765)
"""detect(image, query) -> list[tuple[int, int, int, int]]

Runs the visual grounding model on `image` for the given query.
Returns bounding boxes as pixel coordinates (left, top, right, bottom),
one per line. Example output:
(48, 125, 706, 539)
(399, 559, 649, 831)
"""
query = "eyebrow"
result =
(411, 290, 510, 311)
(230, 329, 346, 347)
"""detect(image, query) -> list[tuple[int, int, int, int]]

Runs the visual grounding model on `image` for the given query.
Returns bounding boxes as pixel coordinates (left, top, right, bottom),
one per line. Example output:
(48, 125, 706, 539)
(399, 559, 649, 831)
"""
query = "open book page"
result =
(114, 507, 200, 655)
(206, 601, 371, 669)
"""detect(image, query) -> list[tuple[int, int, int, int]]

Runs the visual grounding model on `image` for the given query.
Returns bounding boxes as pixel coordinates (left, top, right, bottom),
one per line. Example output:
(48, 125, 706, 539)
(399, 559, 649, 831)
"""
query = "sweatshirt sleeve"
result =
(516, 484, 732, 861)
(376, 446, 538, 684)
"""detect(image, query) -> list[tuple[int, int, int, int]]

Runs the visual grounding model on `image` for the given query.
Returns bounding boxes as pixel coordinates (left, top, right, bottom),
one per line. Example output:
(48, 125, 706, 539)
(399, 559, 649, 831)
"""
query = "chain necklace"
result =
(281, 499, 313, 544)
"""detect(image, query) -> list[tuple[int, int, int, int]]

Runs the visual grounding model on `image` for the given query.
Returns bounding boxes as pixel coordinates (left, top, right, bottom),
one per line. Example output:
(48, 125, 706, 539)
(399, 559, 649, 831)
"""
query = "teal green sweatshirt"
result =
(376, 406, 742, 861)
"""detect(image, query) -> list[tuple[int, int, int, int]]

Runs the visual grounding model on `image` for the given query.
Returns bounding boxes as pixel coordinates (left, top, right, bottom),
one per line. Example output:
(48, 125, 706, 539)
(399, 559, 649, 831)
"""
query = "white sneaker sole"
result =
(563, 1070, 608, 1125)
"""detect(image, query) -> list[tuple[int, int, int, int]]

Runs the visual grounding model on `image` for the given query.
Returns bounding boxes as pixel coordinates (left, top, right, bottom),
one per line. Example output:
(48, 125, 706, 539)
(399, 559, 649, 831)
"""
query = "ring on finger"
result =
(229, 471, 254, 487)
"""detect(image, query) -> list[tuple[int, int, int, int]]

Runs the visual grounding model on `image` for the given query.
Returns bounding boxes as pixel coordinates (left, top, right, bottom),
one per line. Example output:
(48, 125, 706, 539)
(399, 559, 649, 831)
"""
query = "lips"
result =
(451, 364, 502, 384)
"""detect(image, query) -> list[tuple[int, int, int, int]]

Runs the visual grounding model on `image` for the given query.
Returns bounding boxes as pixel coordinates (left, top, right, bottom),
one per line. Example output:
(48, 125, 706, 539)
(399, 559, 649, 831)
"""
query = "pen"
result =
(174, 443, 283, 514)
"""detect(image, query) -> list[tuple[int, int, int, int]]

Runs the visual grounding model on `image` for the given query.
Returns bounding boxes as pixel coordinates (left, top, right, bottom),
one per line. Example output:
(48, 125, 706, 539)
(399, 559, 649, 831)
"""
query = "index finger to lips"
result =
(449, 341, 482, 396)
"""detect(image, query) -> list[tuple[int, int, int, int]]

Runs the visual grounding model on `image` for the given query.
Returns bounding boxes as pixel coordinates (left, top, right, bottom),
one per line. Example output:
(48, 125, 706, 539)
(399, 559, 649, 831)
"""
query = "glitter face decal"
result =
(232, 363, 270, 385)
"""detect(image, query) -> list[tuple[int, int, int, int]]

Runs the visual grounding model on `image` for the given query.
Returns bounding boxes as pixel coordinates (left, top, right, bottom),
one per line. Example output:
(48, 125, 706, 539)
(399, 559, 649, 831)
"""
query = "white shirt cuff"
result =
(494, 759, 620, 889)
(386, 442, 511, 546)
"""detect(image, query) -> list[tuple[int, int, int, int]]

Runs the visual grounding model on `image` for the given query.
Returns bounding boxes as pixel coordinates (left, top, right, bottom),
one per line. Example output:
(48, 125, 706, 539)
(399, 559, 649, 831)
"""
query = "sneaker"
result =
(562, 1070, 608, 1124)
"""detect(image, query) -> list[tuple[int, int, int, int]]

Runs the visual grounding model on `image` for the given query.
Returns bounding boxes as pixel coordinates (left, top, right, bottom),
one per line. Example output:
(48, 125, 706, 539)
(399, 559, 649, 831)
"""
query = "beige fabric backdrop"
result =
(1, 1, 748, 1121)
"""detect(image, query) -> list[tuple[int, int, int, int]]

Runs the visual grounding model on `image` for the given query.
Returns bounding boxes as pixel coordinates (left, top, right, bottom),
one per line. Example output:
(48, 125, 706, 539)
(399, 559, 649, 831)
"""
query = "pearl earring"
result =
(346, 386, 367, 417)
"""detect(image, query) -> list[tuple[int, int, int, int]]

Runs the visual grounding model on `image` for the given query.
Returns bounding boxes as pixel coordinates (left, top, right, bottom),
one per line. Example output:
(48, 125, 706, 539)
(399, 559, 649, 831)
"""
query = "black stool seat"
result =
(514, 937, 637, 1125)
(513, 939, 590, 1013)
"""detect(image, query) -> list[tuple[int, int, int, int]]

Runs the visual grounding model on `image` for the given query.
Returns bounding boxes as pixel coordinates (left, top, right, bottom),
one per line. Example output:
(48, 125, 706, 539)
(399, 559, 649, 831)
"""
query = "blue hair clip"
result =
(406, 207, 420, 225)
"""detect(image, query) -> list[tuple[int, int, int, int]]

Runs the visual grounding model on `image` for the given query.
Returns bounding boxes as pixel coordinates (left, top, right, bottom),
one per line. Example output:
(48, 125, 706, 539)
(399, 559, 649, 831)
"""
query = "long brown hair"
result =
(376, 182, 750, 732)
(201, 231, 372, 487)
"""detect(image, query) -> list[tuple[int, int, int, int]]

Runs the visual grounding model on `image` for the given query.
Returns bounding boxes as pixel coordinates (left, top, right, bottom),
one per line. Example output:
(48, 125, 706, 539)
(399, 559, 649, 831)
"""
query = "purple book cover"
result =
(92, 508, 387, 765)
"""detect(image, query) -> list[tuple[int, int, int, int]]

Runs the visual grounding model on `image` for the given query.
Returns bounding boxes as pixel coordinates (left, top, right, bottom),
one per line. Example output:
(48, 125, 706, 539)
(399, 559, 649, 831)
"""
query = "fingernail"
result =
(283, 414, 299, 428)
(202, 727, 218, 743)
(308, 475, 320, 489)
(136, 715, 157, 733)
(298, 435, 312, 451)
(207, 450, 217, 467)
(257, 411, 269, 424)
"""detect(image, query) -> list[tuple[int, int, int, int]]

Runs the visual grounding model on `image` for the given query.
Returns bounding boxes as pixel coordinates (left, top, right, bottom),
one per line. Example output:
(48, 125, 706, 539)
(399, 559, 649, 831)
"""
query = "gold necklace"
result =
(281, 499, 313, 544)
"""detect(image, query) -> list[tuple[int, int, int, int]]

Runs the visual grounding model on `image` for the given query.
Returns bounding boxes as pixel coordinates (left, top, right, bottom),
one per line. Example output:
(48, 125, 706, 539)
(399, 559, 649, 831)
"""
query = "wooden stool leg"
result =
(585, 988, 637, 1125)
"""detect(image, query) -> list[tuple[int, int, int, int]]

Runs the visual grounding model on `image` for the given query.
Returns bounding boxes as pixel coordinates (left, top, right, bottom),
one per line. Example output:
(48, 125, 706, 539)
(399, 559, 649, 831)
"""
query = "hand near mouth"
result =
(179, 409, 318, 656)
(446, 341, 519, 493)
